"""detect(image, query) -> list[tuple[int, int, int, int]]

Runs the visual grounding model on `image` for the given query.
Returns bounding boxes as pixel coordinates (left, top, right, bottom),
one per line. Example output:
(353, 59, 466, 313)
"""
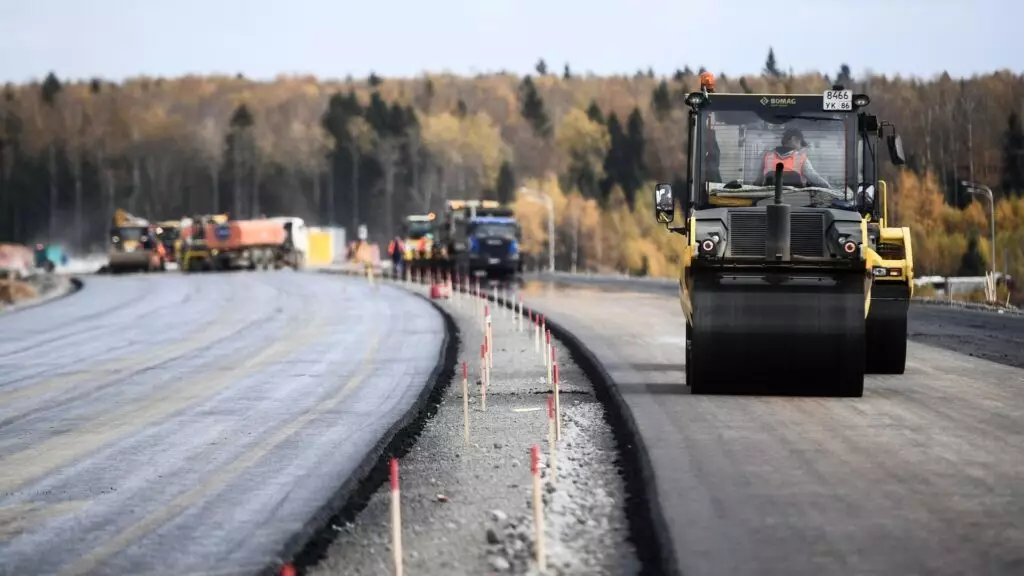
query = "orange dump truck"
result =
(182, 218, 303, 272)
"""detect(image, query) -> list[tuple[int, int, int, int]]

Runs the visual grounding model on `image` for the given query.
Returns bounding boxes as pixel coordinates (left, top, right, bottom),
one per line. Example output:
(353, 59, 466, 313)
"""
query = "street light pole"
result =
(962, 181, 997, 301)
(520, 187, 555, 273)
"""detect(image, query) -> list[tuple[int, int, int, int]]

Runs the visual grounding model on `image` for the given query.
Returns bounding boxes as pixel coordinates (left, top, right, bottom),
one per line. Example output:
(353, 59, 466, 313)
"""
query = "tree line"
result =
(1, 49, 1022, 278)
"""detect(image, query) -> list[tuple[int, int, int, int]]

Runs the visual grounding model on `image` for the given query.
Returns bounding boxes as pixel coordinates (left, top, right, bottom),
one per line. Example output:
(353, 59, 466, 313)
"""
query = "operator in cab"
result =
(754, 128, 831, 188)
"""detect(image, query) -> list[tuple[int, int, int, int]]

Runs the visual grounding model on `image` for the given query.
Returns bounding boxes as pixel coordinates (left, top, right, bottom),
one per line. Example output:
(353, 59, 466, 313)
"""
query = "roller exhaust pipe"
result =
(766, 162, 791, 261)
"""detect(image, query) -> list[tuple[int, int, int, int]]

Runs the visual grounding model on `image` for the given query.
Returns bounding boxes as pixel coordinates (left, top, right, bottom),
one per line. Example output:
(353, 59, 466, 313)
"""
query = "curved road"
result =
(521, 280, 1024, 576)
(0, 272, 444, 575)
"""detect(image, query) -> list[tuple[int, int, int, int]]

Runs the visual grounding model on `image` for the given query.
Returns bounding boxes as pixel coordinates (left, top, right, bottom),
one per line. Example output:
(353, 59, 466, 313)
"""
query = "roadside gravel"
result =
(310, 277, 638, 575)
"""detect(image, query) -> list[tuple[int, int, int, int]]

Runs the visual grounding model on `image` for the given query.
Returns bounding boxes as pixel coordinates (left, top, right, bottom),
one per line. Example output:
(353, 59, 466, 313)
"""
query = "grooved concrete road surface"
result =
(0, 272, 444, 575)
(521, 281, 1024, 576)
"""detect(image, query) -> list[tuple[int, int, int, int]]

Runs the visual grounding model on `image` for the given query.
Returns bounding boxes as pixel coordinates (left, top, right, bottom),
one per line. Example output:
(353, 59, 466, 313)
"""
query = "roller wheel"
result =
(684, 326, 695, 392)
(866, 314, 908, 375)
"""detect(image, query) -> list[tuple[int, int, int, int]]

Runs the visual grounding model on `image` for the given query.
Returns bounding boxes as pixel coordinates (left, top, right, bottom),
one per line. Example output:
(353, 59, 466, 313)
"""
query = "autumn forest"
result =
(1, 51, 1023, 293)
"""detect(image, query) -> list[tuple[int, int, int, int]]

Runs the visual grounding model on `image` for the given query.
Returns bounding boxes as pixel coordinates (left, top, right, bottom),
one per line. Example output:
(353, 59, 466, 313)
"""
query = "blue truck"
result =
(463, 215, 523, 281)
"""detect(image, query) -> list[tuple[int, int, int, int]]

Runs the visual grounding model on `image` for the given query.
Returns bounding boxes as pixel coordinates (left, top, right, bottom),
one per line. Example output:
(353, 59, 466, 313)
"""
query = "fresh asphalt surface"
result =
(0, 272, 443, 575)
(521, 273, 1024, 576)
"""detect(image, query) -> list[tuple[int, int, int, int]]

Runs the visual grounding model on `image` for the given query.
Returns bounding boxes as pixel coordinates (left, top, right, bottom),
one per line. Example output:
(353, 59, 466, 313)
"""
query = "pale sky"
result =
(0, 0, 1019, 84)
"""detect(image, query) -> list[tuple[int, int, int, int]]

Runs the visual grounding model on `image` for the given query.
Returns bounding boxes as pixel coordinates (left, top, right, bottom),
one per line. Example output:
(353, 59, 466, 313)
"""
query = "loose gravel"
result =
(310, 277, 639, 575)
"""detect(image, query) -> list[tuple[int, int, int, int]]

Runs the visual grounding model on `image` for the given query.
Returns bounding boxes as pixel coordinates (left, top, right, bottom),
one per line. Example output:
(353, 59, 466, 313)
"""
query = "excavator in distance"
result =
(654, 74, 911, 397)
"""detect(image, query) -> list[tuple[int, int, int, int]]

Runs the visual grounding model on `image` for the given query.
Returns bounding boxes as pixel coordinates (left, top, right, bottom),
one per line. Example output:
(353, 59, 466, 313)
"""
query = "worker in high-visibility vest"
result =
(388, 236, 404, 278)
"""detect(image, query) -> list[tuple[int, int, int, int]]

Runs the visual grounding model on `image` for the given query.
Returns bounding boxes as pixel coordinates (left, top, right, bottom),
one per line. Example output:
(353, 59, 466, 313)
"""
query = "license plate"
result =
(488, 258, 500, 264)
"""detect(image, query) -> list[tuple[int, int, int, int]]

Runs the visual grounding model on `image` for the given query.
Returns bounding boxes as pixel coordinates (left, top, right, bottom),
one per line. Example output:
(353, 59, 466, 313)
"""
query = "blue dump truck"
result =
(464, 215, 523, 281)
(33, 244, 69, 272)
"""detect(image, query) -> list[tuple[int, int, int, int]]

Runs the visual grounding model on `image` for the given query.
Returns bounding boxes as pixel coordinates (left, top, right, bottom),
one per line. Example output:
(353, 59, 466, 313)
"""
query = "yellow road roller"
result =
(655, 75, 909, 397)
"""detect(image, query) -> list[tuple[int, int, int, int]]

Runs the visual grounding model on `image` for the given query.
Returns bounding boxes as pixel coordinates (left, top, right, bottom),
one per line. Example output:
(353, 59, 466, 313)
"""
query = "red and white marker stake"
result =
(517, 296, 524, 332)
(532, 311, 539, 352)
(536, 314, 543, 355)
(554, 363, 562, 441)
(480, 343, 488, 412)
(531, 444, 546, 571)
(541, 316, 548, 361)
(545, 330, 553, 388)
(390, 458, 403, 576)
(547, 395, 557, 482)
(462, 361, 470, 444)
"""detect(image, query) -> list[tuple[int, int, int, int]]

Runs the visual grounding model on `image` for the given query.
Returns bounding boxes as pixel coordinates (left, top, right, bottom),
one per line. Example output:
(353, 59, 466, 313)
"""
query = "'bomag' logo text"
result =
(760, 97, 797, 106)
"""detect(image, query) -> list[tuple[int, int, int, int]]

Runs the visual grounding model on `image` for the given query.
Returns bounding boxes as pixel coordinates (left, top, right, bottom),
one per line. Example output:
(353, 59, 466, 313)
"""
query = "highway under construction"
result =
(0, 266, 1021, 576)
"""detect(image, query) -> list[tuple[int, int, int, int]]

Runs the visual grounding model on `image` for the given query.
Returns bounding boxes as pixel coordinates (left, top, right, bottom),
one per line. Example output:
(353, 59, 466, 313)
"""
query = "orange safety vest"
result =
(388, 239, 398, 255)
(763, 149, 808, 182)
(417, 237, 427, 253)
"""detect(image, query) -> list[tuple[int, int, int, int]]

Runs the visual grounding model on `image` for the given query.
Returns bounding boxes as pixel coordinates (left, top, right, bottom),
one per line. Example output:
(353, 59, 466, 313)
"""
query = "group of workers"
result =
(386, 235, 432, 278)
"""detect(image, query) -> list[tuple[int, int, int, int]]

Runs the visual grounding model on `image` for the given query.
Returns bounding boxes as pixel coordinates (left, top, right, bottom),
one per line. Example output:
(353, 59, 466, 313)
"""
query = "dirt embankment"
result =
(0, 277, 39, 304)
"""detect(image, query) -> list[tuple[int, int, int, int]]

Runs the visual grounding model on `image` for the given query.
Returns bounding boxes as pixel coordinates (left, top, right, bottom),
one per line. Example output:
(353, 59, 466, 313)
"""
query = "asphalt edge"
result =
(482, 289, 682, 576)
(260, 280, 461, 576)
(0, 275, 84, 315)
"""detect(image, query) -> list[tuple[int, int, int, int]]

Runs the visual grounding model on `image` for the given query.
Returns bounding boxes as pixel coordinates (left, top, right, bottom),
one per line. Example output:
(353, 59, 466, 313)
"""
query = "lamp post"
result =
(520, 186, 555, 273)
(961, 180, 997, 301)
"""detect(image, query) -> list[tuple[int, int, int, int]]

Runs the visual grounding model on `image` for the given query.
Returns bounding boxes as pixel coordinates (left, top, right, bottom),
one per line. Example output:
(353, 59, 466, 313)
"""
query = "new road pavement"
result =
(522, 274, 1024, 576)
(0, 272, 444, 575)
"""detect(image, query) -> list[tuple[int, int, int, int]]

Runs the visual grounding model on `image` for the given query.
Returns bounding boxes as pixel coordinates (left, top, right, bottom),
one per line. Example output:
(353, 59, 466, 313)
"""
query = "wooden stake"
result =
(531, 445, 546, 571)
(487, 318, 493, 370)
(545, 330, 553, 389)
(480, 343, 487, 412)
(517, 297, 524, 332)
(554, 363, 562, 441)
(390, 458, 403, 576)
(462, 361, 469, 445)
(547, 395, 557, 483)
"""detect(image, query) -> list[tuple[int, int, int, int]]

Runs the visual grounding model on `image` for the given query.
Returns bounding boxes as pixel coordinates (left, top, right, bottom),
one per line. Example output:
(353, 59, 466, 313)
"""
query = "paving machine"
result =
(654, 74, 908, 396)
(179, 213, 228, 272)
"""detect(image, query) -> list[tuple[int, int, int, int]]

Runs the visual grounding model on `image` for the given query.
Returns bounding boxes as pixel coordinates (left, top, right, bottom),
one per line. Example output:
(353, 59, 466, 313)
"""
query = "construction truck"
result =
(438, 200, 516, 277)
(177, 213, 228, 264)
(108, 209, 167, 273)
(268, 216, 309, 270)
(460, 215, 523, 280)
(401, 213, 439, 274)
(181, 216, 305, 272)
(653, 73, 909, 397)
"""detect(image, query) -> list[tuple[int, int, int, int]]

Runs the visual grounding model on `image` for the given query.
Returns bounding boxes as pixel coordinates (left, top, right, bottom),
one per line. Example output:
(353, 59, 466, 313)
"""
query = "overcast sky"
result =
(0, 0, 1019, 84)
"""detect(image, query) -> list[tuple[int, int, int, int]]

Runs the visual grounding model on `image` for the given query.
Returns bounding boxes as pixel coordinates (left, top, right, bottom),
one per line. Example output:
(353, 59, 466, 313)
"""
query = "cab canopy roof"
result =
(684, 91, 871, 114)
(447, 199, 502, 210)
(470, 216, 517, 225)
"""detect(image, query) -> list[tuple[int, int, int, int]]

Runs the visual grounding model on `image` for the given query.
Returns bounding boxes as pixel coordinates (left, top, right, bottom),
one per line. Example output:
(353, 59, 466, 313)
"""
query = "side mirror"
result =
(886, 133, 906, 166)
(655, 183, 675, 224)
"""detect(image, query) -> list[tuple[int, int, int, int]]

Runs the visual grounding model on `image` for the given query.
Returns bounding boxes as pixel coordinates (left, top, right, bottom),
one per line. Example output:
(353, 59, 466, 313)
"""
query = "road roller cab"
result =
(655, 79, 908, 396)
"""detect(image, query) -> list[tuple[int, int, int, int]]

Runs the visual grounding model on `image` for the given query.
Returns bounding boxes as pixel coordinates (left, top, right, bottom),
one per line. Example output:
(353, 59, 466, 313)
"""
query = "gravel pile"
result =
(309, 277, 637, 575)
